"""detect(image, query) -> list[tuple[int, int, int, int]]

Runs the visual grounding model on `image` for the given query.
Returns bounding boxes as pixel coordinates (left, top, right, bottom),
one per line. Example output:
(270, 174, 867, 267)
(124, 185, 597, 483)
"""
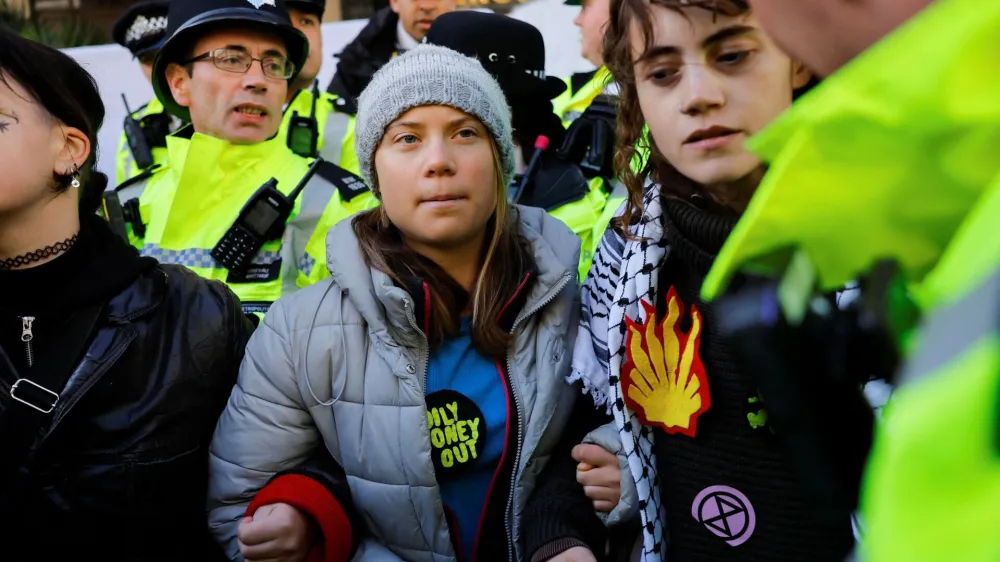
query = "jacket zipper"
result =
(502, 271, 573, 561)
(402, 271, 572, 560)
(21, 316, 35, 368)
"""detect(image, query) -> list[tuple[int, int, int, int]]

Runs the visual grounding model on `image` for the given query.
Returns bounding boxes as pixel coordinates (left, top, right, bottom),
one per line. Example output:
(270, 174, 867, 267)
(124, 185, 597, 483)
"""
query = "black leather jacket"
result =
(0, 264, 253, 560)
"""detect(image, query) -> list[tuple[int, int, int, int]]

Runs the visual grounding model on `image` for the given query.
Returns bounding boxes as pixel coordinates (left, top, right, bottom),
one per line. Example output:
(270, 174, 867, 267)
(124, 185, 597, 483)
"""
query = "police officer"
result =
(279, 0, 360, 174)
(325, 0, 456, 103)
(426, 11, 605, 280)
(554, 0, 611, 126)
(112, 0, 183, 184)
(108, 0, 377, 317)
(555, 0, 628, 276)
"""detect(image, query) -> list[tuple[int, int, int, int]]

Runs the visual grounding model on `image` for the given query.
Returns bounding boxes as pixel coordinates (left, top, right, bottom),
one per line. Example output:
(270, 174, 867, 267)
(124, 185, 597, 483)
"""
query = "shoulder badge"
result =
(316, 160, 369, 202)
(114, 163, 163, 194)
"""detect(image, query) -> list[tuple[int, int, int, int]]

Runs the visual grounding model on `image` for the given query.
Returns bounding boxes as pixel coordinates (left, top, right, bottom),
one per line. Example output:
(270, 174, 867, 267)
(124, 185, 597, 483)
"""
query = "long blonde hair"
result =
(352, 138, 532, 359)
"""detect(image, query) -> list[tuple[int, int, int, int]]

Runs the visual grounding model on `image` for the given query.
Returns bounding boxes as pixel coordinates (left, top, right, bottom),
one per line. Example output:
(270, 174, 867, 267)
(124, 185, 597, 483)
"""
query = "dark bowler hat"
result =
(112, 1, 170, 58)
(152, 0, 308, 120)
(286, 0, 326, 18)
(424, 12, 566, 102)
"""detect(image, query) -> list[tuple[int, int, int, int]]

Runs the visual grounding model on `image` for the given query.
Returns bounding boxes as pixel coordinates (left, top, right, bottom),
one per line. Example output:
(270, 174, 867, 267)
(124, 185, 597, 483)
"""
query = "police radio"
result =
(287, 80, 321, 158)
(122, 94, 154, 170)
(211, 157, 324, 273)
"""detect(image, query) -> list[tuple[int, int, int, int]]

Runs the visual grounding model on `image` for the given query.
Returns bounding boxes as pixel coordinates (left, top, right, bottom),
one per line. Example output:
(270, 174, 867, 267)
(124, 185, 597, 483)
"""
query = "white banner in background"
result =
(62, 0, 593, 181)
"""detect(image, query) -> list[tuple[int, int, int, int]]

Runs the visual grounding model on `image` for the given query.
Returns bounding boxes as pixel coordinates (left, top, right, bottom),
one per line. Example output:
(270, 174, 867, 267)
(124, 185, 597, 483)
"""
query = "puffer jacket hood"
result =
(326, 204, 579, 344)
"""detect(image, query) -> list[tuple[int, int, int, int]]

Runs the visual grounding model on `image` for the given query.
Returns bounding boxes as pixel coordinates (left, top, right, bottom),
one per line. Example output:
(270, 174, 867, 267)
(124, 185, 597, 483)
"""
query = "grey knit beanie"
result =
(355, 44, 515, 190)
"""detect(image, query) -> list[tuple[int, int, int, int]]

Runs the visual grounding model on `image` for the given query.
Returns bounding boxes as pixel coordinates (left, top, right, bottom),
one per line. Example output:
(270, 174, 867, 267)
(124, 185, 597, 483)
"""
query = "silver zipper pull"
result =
(21, 316, 34, 342)
(21, 316, 35, 368)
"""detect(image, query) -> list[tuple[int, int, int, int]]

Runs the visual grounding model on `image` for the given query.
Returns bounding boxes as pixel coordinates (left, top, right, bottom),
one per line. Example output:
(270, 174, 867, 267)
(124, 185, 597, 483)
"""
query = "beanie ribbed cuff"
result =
(354, 44, 515, 188)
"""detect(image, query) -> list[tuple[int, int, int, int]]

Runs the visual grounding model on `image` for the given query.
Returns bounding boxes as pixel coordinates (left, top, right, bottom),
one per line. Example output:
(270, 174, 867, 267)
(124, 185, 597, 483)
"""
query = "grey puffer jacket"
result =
(207, 206, 581, 561)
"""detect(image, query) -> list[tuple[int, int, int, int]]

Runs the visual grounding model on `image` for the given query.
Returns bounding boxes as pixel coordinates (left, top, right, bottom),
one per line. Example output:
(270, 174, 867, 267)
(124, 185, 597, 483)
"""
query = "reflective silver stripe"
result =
(900, 266, 1000, 384)
(608, 178, 627, 199)
(282, 173, 340, 294)
(121, 148, 135, 182)
(297, 253, 317, 278)
(118, 176, 150, 205)
(318, 111, 351, 167)
(141, 244, 281, 269)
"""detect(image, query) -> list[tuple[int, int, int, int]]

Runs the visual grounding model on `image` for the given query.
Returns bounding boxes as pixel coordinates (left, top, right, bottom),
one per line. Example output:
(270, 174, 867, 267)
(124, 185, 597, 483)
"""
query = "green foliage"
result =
(0, 0, 107, 48)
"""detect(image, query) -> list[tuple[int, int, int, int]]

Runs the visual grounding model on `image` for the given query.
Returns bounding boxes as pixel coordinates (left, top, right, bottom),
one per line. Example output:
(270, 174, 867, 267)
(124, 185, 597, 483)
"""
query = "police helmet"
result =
(152, 0, 309, 120)
(112, 1, 170, 59)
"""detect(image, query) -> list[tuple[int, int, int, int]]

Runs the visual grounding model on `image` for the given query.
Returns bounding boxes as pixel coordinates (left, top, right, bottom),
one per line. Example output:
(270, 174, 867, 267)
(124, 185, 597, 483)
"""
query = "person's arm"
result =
(522, 390, 611, 562)
(245, 447, 363, 562)
(206, 298, 361, 561)
(578, 422, 640, 527)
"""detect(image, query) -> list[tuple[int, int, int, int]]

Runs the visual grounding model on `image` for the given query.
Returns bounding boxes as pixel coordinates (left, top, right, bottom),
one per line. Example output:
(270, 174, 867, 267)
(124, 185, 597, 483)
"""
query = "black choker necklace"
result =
(0, 234, 79, 271)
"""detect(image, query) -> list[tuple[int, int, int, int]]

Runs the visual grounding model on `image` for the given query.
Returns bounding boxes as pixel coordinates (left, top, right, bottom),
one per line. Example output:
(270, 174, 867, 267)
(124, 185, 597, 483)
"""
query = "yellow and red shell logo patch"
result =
(621, 287, 711, 437)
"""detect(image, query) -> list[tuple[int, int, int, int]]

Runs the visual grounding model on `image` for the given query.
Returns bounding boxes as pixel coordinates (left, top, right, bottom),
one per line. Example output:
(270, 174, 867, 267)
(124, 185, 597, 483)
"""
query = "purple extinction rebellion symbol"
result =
(691, 485, 756, 547)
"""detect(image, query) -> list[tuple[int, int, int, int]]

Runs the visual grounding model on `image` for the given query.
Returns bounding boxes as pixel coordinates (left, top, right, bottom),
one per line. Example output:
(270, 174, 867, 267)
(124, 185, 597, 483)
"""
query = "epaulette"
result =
(329, 94, 357, 116)
(114, 163, 164, 193)
(127, 101, 151, 119)
(315, 160, 369, 202)
(570, 69, 599, 95)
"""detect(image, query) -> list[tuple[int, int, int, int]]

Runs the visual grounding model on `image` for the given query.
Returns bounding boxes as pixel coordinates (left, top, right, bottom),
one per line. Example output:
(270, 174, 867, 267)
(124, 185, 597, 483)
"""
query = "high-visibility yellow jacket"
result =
(114, 126, 378, 316)
(115, 97, 180, 185)
(278, 87, 361, 176)
(699, 0, 1000, 559)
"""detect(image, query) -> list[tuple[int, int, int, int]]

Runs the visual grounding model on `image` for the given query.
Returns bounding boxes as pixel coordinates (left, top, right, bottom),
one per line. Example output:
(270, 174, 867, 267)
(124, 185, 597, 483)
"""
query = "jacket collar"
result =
(166, 124, 291, 177)
(326, 206, 577, 348)
(106, 267, 167, 325)
(704, 0, 1000, 302)
(400, 269, 538, 339)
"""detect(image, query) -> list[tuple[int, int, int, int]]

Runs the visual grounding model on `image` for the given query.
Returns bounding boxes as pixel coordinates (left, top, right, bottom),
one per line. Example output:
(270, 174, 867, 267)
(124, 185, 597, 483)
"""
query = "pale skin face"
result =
(165, 28, 289, 144)
(0, 72, 90, 264)
(574, 0, 610, 67)
(389, 0, 457, 42)
(288, 8, 323, 94)
(374, 105, 497, 285)
(631, 7, 810, 190)
(745, 0, 934, 77)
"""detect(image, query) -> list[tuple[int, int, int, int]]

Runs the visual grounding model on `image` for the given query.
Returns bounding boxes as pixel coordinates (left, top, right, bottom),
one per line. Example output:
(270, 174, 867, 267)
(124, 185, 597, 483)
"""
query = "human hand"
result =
(547, 546, 599, 562)
(573, 443, 621, 512)
(238, 503, 318, 562)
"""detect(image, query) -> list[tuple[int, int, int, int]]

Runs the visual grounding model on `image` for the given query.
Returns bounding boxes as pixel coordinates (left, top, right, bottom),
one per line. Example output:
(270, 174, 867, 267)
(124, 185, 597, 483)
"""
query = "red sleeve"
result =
(248, 474, 355, 562)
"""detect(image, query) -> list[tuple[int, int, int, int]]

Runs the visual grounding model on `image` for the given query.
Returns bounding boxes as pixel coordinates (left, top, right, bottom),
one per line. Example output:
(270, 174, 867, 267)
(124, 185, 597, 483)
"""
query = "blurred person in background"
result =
(112, 0, 184, 184)
(555, 0, 611, 127)
(699, 0, 1000, 560)
(325, 0, 456, 104)
(0, 25, 251, 561)
(280, 0, 362, 175)
(557, 0, 630, 278)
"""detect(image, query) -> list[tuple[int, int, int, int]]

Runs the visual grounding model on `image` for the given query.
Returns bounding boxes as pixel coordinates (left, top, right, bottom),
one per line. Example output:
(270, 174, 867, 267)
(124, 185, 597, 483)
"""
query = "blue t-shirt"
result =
(424, 318, 508, 560)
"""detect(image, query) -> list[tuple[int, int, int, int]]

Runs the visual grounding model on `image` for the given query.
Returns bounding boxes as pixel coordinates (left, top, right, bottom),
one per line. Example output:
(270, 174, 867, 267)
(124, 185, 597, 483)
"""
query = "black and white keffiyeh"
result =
(569, 186, 670, 561)
(569, 186, 892, 560)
